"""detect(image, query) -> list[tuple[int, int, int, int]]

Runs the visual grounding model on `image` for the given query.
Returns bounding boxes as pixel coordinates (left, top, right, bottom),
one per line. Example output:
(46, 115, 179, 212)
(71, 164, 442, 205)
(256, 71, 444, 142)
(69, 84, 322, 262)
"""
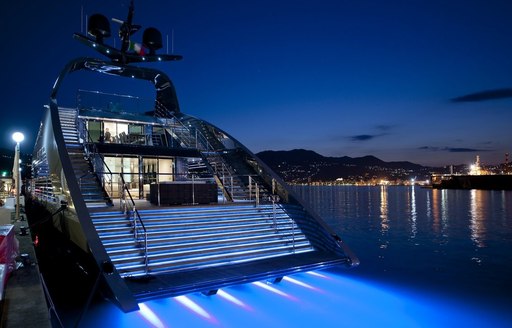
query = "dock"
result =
(0, 206, 52, 328)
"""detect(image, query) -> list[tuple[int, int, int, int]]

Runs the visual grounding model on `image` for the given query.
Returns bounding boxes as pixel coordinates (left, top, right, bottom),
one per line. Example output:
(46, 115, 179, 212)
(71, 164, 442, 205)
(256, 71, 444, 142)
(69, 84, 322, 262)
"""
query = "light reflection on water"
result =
(292, 185, 512, 309)
(74, 185, 512, 327)
(80, 270, 511, 328)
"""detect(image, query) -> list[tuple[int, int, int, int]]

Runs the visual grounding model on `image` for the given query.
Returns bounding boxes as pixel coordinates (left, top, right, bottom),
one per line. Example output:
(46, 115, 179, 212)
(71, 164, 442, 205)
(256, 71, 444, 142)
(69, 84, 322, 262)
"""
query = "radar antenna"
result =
(73, 1, 182, 64)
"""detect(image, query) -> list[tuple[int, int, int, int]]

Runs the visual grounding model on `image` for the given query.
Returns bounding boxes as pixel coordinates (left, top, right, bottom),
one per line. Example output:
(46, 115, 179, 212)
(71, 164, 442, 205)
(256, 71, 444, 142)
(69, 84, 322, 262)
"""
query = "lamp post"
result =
(12, 132, 24, 221)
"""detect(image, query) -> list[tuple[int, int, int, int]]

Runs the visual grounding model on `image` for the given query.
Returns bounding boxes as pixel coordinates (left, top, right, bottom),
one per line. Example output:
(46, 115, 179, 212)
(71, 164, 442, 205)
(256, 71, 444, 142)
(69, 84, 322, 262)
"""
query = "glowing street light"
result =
(12, 132, 24, 221)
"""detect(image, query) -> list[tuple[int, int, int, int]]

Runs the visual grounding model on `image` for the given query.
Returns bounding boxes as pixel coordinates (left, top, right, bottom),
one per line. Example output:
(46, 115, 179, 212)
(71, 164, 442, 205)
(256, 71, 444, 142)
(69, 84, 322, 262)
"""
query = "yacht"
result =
(29, 2, 358, 312)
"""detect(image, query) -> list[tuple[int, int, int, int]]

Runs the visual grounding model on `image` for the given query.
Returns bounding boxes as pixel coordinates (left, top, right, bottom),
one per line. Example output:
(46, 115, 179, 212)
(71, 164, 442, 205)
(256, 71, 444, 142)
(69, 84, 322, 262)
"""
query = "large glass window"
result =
(102, 156, 174, 199)
(86, 120, 136, 144)
(103, 156, 139, 198)
(159, 159, 174, 182)
(87, 120, 102, 142)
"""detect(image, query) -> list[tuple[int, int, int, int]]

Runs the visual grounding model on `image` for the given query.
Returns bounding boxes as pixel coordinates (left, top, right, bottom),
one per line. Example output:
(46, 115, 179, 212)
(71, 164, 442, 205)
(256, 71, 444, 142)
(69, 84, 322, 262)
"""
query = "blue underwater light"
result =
(78, 270, 511, 328)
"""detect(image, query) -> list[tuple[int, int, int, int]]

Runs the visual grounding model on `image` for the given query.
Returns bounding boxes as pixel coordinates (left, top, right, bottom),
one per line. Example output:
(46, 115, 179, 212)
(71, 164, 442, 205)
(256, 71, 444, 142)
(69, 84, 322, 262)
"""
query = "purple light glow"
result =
(174, 295, 217, 324)
(217, 290, 252, 311)
(137, 304, 165, 328)
(282, 276, 321, 292)
(252, 281, 298, 301)
(78, 270, 511, 328)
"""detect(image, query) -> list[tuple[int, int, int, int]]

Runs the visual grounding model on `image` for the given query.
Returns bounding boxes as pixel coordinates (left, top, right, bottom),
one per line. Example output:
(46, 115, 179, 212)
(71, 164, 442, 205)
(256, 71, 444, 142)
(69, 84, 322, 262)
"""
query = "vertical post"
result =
(157, 158, 160, 206)
(15, 142, 20, 221)
(248, 176, 252, 201)
(255, 182, 259, 208)
(192, 174, 196, 205)
(272, 195, 276, 229)
(230, 176, 233, 199)
(12, 132, 24, 222)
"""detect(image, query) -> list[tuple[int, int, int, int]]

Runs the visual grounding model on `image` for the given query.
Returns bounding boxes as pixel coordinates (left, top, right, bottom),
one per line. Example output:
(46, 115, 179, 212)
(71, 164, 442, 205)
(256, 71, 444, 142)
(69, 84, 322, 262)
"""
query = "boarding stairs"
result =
(157, 115, 263, 201)
(90, 204, 313, 278)
(158, 117, 198, 149)
(58, 107, 112, 207)
(151, 133, 167, 147)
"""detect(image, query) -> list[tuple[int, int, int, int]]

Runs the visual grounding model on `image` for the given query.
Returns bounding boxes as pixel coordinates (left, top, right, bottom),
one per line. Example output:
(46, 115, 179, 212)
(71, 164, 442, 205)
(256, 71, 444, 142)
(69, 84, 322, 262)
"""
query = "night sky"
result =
(2, 1, 512, 167)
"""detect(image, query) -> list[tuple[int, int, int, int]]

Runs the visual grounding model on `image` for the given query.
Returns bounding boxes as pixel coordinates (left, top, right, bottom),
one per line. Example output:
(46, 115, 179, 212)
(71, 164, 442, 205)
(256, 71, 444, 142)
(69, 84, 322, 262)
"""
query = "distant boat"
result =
(28, 1, 358, 313)
(431, 156, 512, 190)
(431, 174, 512, 190)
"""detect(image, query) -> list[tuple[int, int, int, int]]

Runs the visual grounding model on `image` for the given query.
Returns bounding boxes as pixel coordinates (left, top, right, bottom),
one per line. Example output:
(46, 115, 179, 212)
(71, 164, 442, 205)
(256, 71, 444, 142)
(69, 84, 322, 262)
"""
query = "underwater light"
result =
(174, 295, 214, 321)
(138, 304, 164, 328)
(306, 271, 329, 279)
(217, 290, 251, 310)
(283, 276, 319, 291)
(252, 281, 297, 301)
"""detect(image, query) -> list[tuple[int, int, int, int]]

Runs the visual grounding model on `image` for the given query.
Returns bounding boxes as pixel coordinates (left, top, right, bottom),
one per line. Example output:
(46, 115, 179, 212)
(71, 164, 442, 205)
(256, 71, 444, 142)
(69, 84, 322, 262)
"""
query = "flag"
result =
(129, 41, 146, 55)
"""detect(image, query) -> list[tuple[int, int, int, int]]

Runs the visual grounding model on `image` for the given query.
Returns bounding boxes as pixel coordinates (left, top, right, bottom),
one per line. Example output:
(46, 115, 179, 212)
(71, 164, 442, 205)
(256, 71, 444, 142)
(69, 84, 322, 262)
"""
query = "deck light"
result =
(12, 132, 24, 143)
(12, 132, 24, 221)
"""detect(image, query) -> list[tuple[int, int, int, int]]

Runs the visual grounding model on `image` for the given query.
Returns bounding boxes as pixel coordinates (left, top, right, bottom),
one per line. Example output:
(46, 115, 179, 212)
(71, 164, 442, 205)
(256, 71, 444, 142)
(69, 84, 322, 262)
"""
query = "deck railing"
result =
(119, 173, 148, 274)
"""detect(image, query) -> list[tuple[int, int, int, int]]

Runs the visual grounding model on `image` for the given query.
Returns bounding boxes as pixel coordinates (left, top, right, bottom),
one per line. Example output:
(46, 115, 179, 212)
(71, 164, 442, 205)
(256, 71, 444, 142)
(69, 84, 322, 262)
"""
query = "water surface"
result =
(293, 185, 512, 312)
(68, 185, 512, 327)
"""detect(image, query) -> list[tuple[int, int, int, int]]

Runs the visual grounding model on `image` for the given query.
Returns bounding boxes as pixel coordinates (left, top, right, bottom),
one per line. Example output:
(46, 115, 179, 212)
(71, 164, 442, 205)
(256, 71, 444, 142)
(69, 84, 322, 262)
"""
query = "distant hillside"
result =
(256, 149, 433, 183)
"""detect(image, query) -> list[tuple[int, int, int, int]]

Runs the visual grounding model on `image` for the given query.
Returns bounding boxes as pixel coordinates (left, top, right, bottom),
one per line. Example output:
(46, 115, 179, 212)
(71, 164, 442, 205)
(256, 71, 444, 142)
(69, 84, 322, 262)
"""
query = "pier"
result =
(0, 206, 51, 328)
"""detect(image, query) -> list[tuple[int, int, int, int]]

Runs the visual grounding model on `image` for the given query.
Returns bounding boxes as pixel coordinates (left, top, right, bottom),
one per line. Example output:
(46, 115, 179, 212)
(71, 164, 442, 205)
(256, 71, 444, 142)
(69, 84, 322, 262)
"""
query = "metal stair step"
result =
(116, 246, 314, 277)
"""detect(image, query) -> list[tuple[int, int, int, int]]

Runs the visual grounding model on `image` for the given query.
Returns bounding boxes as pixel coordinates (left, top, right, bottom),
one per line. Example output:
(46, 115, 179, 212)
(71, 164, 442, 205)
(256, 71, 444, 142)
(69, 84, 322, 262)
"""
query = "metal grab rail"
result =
(119, 173, 149, 274)
(82, 125, 115, 198)
(248, 175, 260, 207)
(77, 118, 148, 271)
(154, 101, 214, 152)
(269, 196, 296, 252)
(156, 106, 274, 204)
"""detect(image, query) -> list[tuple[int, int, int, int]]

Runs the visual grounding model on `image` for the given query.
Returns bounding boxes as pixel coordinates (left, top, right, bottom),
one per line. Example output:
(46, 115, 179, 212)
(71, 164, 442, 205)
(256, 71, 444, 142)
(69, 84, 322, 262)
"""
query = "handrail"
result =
(77, 126, 114, 197)
(156, 108, 246, 202)
(249, 175, 260, 207)
(156, 105, 274, 204)
(119, 173, 149, 274)
(272, 200, 296, 252)
(83, 128, 114, 198)
(78, 118, 147, 271)
(157, 113, 214, 152)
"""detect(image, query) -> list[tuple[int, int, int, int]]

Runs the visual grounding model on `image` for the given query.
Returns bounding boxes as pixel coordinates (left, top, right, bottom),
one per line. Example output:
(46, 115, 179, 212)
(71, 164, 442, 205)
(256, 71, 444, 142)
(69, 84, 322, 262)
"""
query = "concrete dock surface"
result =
(0, 206, 52, 328)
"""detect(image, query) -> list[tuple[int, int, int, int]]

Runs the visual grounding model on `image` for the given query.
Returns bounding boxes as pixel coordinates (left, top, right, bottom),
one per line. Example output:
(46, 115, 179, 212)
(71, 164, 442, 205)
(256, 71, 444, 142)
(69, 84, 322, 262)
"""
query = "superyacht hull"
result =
(29, 3, 358, 312)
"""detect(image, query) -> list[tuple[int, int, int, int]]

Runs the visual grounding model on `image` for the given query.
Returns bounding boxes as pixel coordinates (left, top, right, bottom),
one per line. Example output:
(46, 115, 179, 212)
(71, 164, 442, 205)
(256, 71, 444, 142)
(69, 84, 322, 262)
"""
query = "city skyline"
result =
(2, 1, 512, 167)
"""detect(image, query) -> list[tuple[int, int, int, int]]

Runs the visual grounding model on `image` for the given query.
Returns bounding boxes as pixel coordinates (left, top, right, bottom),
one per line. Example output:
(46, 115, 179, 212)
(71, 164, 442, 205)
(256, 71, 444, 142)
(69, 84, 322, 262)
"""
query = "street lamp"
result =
(12, 132, 24, 221)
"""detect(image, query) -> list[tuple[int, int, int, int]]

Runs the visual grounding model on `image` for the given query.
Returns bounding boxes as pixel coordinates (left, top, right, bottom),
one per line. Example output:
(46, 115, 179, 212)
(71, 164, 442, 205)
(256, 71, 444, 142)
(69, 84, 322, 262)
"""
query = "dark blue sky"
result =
(2, 1, 512, 167)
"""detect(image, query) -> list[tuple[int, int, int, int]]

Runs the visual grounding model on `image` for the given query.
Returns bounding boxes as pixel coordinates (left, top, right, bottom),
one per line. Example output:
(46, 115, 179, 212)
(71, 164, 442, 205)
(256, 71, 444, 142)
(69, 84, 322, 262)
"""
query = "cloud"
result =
(418, 146, 440, 151)
(447, 147, 487, 153)
(419, 146, 491, 153)
(451, 88, 512, 102)
(349, 126, 394, 142)
(350, 134, 376, 141)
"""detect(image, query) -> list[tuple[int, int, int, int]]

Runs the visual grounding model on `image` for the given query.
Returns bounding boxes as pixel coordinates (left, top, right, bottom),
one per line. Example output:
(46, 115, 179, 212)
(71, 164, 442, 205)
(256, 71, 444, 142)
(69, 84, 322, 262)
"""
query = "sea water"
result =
(292, 185, 512, 312)
(75, 185, 512, 327)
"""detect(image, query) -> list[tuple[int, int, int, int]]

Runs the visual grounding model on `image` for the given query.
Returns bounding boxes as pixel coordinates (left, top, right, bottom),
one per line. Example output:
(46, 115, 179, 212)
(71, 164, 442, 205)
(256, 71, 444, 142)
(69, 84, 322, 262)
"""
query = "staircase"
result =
(58, 108, 112, 207)
(90, 204, 314, 278)
(158, 116, 265, 201)
(151, 133, 166, 147)
(206, 154, 249, 200)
